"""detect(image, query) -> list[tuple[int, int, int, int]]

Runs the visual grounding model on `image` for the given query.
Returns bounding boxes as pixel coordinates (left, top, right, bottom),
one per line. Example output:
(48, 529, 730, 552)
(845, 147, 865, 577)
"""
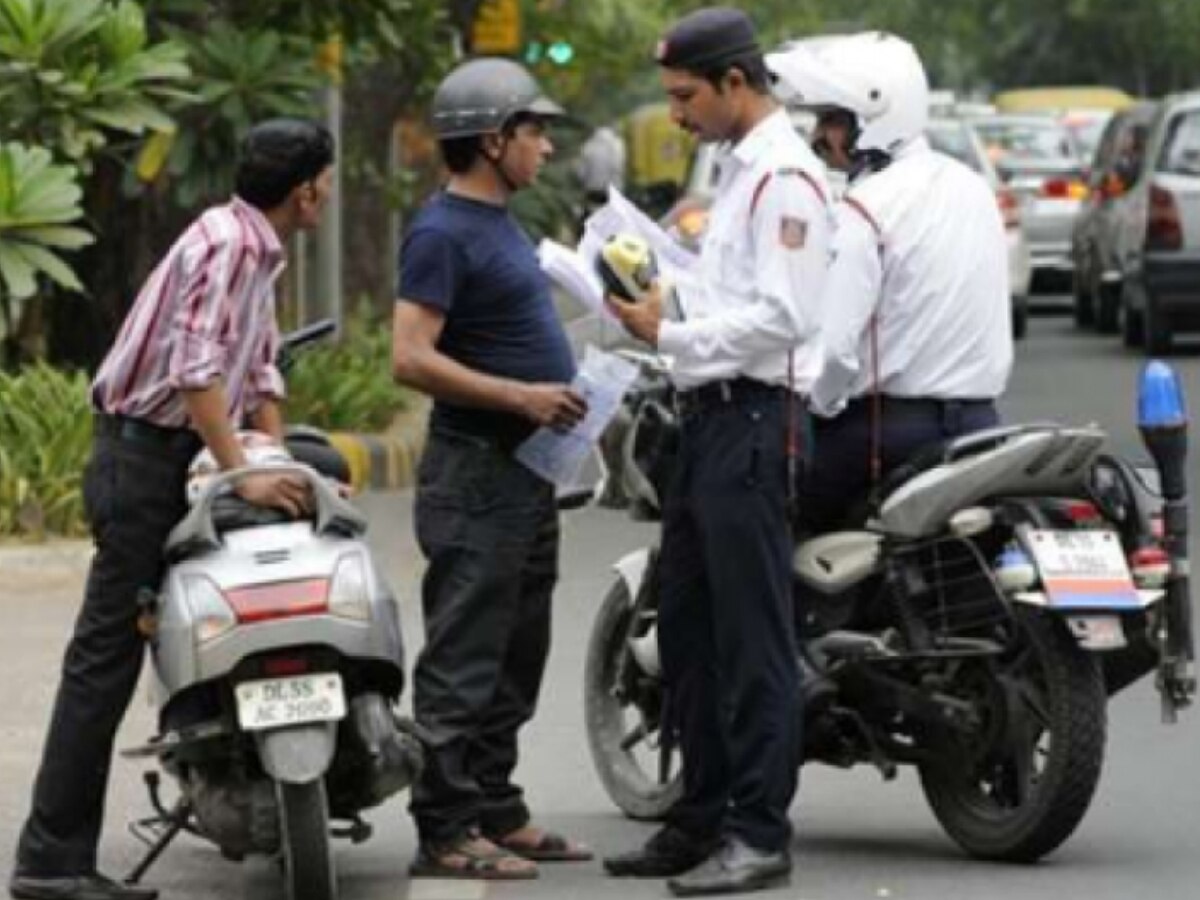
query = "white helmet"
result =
(186, 431, 293, 505)
(767, 32, 929, 156)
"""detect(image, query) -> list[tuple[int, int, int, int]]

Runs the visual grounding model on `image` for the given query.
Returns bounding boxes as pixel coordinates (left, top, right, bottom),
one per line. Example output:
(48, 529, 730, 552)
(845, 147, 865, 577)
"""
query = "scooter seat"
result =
(210, 494, 305, 534)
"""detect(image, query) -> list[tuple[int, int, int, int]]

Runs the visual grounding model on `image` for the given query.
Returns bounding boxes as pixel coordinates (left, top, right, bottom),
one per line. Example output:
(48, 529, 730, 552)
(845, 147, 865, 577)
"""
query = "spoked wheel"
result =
(584, 577, 683, 820)
(276, 779, 336, 900)
(919, 609, 1107, 862)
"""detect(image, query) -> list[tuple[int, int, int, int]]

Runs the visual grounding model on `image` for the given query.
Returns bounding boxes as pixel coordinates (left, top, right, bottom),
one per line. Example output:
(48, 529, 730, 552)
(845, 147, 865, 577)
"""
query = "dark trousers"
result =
(798, 396, 1000, 534)
(658, 392, 801, 853)
(16, 430, 195, 876)
(409, 428, 559, 846)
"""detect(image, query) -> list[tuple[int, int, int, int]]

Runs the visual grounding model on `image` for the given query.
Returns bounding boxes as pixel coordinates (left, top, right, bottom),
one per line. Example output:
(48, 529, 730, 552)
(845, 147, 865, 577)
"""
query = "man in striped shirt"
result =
(10, 118, 334, 900)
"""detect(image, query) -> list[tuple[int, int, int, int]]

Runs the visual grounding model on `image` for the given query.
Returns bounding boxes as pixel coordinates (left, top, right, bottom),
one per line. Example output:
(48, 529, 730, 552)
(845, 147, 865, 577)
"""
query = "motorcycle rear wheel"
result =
(584, 578, 682, 820)
(277, 779, 336, 900)
(919, 608, 1106, 862)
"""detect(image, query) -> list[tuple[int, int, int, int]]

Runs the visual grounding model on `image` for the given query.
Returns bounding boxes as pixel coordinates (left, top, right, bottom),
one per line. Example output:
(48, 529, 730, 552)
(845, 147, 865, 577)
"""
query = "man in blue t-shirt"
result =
(392, 58, 590, 880)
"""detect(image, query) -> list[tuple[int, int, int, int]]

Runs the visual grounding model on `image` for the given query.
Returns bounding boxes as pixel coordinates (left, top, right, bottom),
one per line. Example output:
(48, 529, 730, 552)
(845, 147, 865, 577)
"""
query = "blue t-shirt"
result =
(397, 192, 576, 444)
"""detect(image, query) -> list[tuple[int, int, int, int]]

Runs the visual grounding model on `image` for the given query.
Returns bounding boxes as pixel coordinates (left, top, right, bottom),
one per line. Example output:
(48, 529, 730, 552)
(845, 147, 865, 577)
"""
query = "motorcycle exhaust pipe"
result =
(1137, 361, 1196, 722)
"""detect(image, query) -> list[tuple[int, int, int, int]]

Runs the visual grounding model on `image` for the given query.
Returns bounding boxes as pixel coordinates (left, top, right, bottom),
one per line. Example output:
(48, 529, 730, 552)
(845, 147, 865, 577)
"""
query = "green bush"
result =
(284, 319, 409, 433)
(0, 361, 91, 538)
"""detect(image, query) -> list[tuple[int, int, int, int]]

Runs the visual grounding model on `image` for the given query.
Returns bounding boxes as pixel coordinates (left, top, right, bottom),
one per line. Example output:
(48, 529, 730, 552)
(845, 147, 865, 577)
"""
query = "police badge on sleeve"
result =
(779, 216, 807, 250)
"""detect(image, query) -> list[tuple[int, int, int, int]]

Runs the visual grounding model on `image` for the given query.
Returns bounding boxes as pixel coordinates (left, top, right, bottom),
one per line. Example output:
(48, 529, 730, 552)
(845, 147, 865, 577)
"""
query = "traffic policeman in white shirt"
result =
(767, 32, 1013, 534)
(602, 7, 833, 897)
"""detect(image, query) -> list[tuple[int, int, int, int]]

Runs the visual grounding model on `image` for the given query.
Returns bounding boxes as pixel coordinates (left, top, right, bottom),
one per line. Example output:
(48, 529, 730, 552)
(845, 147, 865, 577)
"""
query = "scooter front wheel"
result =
(276, 779, 336, 900)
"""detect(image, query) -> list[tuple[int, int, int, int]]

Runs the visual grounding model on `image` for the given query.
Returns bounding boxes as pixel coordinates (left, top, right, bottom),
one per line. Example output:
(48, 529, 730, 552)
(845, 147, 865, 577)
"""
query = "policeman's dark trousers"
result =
(658, 393, 801, 854)
(15, 433, 193, 877)
(798, 396, 1000, 535)
(410, 428, 558, 847)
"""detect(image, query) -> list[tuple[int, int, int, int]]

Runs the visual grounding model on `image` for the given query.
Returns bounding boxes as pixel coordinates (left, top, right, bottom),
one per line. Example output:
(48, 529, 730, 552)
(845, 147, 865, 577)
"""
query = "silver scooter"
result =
(121, 324, 421, 900)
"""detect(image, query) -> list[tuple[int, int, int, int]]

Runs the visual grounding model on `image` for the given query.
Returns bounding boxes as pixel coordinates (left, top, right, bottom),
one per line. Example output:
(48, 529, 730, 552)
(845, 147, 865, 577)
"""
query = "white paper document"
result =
(515, 346, 641, 489)
(538, 238, 612, 320)
(537, 187, 703, 320)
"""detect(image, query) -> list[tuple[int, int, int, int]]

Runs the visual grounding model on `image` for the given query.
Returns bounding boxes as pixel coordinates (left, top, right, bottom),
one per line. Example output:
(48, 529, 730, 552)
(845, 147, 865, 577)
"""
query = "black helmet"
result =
(432, 57, 566, 139)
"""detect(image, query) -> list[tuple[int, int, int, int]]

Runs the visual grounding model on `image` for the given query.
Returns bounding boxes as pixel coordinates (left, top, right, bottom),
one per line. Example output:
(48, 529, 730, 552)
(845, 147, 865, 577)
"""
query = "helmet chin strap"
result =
(846, 113, 893, 180)
(849, 148, 893, 180)
(483, 135, 520, 194)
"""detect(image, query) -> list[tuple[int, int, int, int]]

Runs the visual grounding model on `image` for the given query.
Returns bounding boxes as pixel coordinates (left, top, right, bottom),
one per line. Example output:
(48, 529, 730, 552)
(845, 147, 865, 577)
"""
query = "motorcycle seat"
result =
(868, 425, 1041, 514)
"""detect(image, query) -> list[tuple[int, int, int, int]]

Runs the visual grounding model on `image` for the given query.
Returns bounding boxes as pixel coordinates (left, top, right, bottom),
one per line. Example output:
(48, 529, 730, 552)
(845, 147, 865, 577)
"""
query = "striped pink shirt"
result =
(92, 197, 287, 429)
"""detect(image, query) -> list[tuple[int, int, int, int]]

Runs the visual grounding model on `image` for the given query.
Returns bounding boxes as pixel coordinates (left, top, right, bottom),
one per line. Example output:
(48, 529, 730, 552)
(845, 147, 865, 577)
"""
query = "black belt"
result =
(674, 377, 789, 418)
(853, 395, 995, 412)
(93, 413, 202, 455)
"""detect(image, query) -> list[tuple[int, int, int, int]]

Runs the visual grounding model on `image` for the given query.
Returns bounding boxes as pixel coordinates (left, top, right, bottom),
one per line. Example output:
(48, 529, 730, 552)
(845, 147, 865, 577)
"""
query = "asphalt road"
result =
(2, 309, 1199, 899)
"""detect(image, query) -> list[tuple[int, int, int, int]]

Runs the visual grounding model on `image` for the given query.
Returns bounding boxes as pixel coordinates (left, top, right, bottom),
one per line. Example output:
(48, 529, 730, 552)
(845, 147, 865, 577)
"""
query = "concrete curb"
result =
(329, 395, 429, 493)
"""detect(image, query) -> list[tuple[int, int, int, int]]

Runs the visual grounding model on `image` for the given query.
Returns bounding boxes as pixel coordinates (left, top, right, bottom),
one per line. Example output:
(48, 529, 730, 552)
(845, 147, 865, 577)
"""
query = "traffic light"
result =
(525, 38, 574, 66)
(546, 40, 574, 65)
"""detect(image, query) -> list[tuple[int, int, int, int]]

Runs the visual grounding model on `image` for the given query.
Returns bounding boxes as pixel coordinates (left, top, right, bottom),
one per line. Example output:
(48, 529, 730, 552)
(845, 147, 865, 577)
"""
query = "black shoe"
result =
(603, 825, 719, 878)
(667, 837, 791, 897)
(9, 873, 159, 900)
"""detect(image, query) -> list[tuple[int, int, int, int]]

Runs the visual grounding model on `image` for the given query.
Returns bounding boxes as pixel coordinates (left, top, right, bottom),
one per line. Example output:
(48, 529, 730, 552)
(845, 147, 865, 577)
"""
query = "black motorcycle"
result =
(585, 353, 1194, 861)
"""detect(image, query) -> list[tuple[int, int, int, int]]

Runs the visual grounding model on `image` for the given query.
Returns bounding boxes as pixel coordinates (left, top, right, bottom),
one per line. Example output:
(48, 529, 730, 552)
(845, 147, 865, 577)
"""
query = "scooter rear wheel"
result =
(277, 779, 336, 900)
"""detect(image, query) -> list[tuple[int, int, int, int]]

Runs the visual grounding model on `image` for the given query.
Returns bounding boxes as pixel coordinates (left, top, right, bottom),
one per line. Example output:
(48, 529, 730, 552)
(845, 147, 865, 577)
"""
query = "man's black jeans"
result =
(657, 389, 802, 854)
(409, 427, 559, 846)
(16, 428, 195, 876)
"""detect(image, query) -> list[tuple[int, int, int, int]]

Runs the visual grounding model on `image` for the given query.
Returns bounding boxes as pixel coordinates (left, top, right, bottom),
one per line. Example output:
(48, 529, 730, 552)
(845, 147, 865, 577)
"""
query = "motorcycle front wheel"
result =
(276, 779, 336, 900)
(584, 577, 683, 820)
(918, 608, 1107, 862)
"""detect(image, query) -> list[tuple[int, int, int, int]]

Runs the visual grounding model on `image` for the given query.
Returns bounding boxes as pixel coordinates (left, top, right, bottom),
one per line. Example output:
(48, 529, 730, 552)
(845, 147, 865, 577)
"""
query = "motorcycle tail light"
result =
(1064, 500, 1101, 524)
(1130, 545, 1170, 588)
(328, 554, 371, 621)
(224, 578, 329, 624)
(261, 655, 311, 678)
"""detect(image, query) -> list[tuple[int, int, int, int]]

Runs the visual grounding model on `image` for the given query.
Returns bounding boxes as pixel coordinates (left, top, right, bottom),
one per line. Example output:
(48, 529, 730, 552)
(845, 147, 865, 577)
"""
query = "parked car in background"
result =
(926, 117, 1032, 338)
(1070, 102, 1159, 332)
(993, 86, 1135, 164)
(1114, 91, 1200, 354)
(973, 114, 1087, 292)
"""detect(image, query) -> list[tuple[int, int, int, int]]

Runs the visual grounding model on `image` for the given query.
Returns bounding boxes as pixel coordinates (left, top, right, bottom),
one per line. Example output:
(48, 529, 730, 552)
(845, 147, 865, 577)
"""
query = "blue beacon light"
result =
(1138, 360, 1187, 429)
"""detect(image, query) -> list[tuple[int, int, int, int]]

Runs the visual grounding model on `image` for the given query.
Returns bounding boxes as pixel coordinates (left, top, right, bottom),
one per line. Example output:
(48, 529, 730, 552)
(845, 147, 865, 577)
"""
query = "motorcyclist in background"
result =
(767, 33, 1013, 534)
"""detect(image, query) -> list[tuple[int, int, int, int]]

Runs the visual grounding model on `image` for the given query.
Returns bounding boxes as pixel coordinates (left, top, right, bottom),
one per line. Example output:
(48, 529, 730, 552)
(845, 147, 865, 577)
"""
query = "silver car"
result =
(973, 114, 1087, 290)
(1115, 91, 1200, 353)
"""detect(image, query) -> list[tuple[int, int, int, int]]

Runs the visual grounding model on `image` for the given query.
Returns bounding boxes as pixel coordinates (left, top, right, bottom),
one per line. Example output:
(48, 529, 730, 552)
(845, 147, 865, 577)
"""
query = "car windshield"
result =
(1063, 115, 1110, 162)
(974, 119, 1078, 164)
(1159, 109, 1200, 176)
(926, 122, 984, 172)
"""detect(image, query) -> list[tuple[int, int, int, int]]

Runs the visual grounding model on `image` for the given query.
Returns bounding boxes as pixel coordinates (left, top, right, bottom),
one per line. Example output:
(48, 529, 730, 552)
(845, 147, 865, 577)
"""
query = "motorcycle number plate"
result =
(235, 673, 346, 732)
(1026, 529, 1141, 609)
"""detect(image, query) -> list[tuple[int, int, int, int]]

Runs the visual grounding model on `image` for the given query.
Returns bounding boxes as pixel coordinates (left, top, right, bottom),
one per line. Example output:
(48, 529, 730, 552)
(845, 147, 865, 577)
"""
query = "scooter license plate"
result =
(1026, 529, 1141, 609)
(235, 673, 346, 731)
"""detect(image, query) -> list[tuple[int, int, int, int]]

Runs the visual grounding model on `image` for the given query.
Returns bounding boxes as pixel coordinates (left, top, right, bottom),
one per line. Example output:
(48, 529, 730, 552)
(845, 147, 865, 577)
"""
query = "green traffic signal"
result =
(547, 40, 574, 64)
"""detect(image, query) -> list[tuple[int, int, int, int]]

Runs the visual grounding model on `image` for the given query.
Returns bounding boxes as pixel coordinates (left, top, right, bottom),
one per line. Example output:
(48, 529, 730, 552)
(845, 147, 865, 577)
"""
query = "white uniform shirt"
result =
(809, 137, 1013, 416)
(658, 108, 833, 391)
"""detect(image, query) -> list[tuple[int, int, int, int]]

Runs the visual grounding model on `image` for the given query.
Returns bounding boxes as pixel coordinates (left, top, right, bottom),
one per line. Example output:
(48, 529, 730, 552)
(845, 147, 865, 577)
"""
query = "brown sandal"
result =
(491, 827, 594, 862)
(410, 834, 539, 880)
